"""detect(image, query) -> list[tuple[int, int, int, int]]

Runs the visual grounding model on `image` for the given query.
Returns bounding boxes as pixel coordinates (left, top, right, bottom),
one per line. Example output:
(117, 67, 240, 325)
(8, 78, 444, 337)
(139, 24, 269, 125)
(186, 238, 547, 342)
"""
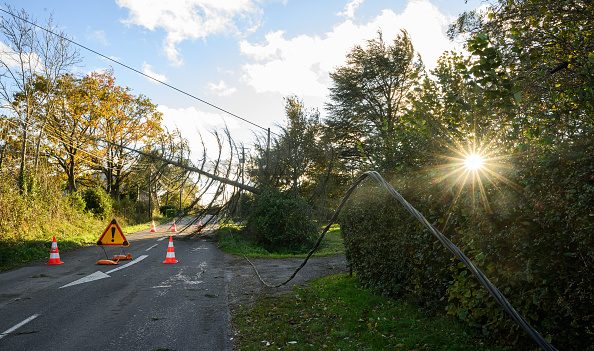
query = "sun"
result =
(464, 153, 485, 171)
(432, 138, 513, 212)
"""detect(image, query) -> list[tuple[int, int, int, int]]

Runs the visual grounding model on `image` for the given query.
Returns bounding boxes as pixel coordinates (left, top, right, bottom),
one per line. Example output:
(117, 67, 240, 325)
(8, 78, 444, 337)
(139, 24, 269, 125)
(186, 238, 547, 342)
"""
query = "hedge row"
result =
(340, 136, 593, 350)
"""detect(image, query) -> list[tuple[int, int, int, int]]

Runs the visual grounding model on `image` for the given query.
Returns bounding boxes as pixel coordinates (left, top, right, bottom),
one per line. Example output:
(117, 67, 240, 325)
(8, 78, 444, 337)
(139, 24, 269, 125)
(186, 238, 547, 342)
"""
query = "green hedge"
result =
(340, 135, 593, 350)
(340, 184, 453, 311)
(246, 188, 318, 252)
(83, 186, 113, 219)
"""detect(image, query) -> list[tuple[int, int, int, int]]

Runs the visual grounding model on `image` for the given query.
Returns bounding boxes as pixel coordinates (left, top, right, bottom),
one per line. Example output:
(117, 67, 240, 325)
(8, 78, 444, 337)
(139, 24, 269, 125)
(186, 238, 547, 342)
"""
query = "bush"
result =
(67, 192, 86, 213)
(340, 181, 453, 311)
(114, 198, 149, 225)
(159, 204, 176, 217)
(83, 187, 113, 219)
(246, 188, 318, 252)
(0, 170, 103, 270)
(445, 136, 594, 350)
(339, 135, 594, 350)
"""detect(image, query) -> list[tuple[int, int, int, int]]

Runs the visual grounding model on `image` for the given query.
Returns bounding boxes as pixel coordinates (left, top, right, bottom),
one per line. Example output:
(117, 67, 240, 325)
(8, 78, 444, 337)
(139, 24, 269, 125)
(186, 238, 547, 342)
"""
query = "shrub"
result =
(0, 170, 103, 270)
(67, 192, 86, 213)
(82, 187, 113, 219)
(159, 204, 176, 217)
(445, 136, 594, 350)
(339, 135, 594, 350)
(113, 198, 149, 225)
(246, 188, 318, 252)
(339, 181, 453, 311)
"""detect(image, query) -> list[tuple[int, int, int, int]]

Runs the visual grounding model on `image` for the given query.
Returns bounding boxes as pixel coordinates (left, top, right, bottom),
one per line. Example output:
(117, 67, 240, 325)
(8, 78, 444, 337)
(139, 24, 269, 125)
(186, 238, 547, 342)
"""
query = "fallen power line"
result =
(246, 171, 558, 351)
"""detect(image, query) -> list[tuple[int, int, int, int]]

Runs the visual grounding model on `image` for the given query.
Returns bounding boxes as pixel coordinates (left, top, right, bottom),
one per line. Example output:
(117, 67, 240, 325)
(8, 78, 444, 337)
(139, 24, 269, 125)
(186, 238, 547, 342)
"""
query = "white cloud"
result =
(338, 0, 365, 19)
(87, 67, 110, 75)
(116, 0, 261, 66)
(208, 80, 237, 96)
(157, 104, 241, 159)
(0, 41, 43, 72)
(87, 30, 109, 46)
(142, 62, 168, 82)
(240, 0, 453, 98)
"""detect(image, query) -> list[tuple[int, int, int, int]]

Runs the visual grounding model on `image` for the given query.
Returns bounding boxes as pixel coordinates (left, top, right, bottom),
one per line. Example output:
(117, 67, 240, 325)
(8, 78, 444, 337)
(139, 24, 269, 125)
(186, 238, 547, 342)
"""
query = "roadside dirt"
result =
(223, 252, 348, 311)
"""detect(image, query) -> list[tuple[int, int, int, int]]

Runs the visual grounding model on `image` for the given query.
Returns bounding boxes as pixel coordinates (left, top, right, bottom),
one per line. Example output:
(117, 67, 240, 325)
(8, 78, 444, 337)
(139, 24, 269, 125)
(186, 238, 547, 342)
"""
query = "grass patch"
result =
(121, 215, 168, 234)
(0, 218, 102, 271)
(0, 213, 169, 272)
(216, 223, 344, 258)
(233, 274, 506, 351)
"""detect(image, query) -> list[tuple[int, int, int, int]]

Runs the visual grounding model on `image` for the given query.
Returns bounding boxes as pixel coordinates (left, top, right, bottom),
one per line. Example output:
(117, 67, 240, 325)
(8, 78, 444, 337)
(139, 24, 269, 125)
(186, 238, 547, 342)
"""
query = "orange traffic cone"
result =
(162, 236, 178, 264)
(149, 220, 156, 233)
(47, 236, 64, 265)
(170, 222, 177, 233)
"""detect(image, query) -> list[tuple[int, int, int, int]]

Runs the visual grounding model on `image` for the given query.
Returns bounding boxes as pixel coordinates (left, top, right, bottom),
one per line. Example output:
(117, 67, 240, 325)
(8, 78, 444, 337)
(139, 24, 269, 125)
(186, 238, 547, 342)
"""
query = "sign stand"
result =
(96, 219, 132, 265)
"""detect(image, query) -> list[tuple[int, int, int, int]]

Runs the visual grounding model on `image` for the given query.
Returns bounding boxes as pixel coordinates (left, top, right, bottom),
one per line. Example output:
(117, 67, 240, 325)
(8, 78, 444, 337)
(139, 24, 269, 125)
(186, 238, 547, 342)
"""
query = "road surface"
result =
(0, 218, 232, 351)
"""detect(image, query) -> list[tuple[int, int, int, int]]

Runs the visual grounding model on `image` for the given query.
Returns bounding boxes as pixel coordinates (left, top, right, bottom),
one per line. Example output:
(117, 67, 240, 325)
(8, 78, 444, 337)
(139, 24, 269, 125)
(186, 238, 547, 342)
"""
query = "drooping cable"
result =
(245, 171, 558, 351)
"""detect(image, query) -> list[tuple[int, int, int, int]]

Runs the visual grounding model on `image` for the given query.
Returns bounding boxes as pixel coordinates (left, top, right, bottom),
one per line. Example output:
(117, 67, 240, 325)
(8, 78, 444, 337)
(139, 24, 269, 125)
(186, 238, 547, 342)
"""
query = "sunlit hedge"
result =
(340, 135, 593, 350)
(340, 182, 454, 312)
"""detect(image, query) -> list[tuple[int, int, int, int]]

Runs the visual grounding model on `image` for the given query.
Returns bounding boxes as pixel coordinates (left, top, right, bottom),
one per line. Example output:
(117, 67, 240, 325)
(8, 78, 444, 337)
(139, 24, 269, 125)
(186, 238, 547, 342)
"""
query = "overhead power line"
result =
(0, 7, 278, 136)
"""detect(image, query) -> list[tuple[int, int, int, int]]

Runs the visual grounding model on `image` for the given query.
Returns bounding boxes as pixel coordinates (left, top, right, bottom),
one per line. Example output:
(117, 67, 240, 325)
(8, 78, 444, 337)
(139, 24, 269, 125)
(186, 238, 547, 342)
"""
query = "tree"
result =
(449, 0, 594, 146)
(409, 51, 508, 155)
(45, 74, 97, 192)
(325, 30, 424, 174)
(0, 6, 79, 191)
(250, 96, 324, 196)
(88, 72, 163, 198)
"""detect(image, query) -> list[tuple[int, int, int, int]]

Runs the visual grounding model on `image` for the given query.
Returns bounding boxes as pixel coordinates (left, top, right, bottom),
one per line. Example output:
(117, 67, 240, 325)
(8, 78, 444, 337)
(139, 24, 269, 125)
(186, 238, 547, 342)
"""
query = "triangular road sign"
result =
(97, 219, 129, 246)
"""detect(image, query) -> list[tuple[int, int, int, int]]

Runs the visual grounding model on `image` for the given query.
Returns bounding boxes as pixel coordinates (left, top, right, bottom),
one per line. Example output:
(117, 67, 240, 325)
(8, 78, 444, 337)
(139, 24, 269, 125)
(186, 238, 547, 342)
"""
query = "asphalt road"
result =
(0, 218, 232, 351)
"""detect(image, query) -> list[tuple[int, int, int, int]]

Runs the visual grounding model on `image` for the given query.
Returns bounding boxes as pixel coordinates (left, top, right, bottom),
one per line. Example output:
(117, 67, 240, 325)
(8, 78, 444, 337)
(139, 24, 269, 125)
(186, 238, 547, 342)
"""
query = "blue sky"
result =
(4, 0, 484, 154)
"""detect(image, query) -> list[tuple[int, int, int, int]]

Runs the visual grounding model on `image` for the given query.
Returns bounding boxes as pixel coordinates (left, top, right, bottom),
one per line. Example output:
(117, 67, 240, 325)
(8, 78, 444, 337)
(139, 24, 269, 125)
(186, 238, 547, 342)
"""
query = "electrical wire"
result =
(1, 116, 150, 173)
(0, 7, 278, 136)
(245, 170, 558, 351)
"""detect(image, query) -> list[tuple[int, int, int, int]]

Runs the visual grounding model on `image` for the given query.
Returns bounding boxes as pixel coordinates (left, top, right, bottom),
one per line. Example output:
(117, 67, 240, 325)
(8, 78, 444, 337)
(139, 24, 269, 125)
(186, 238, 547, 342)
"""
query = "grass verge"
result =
(121, 215, 168, 234)
(0, 215, 168, 272)
(233, 274, 506, 351)
(216, 223, 344, 258)
(0, 216, 102, 271)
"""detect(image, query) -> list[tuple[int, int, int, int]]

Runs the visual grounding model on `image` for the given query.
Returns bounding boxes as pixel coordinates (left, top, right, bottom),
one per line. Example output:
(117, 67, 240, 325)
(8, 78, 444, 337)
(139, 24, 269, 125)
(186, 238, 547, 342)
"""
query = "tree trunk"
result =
(0, 144, 5, 171)
(66, 156, 76, 192)
(18, 115, 29, 192)
(33, 119, 48, 173)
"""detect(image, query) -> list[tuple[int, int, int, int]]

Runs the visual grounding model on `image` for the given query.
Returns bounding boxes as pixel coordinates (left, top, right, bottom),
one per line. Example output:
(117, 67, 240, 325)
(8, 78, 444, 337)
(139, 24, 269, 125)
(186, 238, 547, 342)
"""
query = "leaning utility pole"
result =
(148, 167, 153, 221)
(238, 146, 246, 215)
(105, 140, 260, 193)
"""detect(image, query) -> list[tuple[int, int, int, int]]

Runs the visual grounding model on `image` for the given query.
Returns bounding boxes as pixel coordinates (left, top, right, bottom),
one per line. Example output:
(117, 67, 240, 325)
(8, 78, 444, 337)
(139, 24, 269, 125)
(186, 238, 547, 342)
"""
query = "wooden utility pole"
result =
(266, 128, 271, 174)
(148, 167, 152, 221)
(238, 146, 246, 215)
(179, 178, 185, 213)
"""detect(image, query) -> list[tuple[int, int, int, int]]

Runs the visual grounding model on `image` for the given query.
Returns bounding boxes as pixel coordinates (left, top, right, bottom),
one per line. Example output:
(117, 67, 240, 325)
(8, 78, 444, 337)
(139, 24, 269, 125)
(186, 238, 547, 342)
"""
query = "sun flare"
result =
(464, 153, 485, 171)
(432, 138, 514, 212)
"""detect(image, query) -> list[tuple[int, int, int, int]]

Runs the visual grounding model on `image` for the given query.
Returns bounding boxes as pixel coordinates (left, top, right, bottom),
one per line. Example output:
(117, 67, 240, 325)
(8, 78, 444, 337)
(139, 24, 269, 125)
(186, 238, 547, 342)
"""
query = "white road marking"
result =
(59, 255, 149, 289)
(105, 255, 148, 274)
(59, 271, 110, 289)
(151, 285, 172, 288)
(146, 244, 158, 251)
(157, 237, 166, 241)
(0, 314, 40, 340)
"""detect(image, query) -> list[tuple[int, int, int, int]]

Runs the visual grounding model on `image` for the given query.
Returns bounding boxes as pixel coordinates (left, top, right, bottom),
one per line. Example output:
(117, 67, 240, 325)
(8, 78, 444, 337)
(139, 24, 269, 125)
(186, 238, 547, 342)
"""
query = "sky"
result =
(3, 0, 484, 158)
